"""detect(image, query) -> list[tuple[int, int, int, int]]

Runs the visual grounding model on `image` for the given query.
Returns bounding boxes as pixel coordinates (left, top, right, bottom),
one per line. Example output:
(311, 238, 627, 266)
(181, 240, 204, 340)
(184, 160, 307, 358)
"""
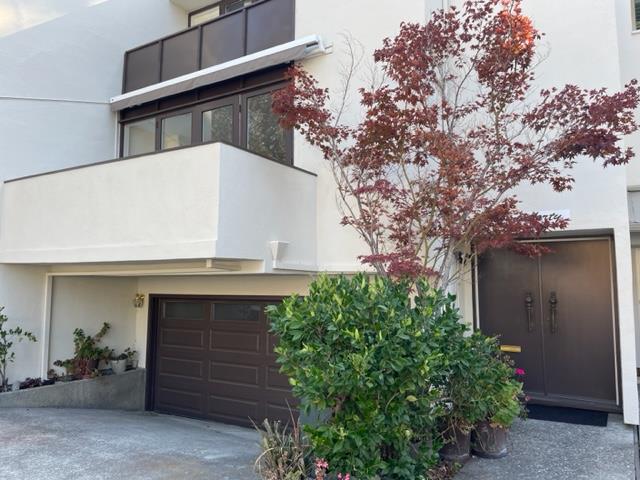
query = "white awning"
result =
(110, 35, 331, 111)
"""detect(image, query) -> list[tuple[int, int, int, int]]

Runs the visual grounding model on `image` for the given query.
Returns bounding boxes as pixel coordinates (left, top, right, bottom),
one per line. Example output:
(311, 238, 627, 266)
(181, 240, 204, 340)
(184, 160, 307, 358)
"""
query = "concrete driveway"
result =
(0, 408, 260, 480)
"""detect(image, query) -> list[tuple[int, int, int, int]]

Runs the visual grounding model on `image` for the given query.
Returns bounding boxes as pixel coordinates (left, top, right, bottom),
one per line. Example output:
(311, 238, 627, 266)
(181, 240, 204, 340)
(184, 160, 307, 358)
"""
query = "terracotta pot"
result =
(75, 358, 98, 378)
(439, 425, 471, 464)
(471, 420, 509, 459)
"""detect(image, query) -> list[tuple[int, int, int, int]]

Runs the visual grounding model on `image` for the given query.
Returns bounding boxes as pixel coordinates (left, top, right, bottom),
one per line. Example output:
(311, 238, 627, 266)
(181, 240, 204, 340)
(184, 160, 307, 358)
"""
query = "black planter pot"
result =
(471, 420, 509, 459)
(439, 426, 471, 464)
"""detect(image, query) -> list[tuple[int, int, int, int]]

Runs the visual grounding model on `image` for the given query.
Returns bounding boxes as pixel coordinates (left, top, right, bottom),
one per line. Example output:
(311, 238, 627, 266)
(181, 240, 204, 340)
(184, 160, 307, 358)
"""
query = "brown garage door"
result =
(150, 297, 298, 427)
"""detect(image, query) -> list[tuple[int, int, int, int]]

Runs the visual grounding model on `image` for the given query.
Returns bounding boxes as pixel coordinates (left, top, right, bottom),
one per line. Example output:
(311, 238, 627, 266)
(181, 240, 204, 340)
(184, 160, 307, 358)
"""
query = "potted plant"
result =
(110, 352, 128, 374)
(437, 333, 489, 464)
(54, 323, 111, 379)
(53, 359, 76, 381)
(471, 349, 526, 459)
(124, 347, 138, 370)
(0, 306, 37, 392)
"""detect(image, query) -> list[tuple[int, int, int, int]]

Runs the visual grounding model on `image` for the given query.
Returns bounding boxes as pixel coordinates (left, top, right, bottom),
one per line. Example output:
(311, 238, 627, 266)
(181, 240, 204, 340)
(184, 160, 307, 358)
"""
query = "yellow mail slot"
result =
(500, 345, 522, 353)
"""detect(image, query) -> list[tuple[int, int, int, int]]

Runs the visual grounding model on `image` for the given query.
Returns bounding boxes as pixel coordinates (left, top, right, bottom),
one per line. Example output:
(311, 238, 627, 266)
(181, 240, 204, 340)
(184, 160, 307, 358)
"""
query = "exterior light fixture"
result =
(133, 293, 145, 309)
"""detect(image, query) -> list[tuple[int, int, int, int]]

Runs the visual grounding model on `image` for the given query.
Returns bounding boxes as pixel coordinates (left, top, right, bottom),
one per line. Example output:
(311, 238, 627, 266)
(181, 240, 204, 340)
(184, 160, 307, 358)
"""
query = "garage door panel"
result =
(210, 330, 261, 353)
(266, 402, 298, 424)
(209, 394, 260, 422)
(209, 361, 259, 386)
(160, 356, 205, 380)
(161, 327, 206, 350)
(266, 365, 290, 390)
(156, 386, 205, 415)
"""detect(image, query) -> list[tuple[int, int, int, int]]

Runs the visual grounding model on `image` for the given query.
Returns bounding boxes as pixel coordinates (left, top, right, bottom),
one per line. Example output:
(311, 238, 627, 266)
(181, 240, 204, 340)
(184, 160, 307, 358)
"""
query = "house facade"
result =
(1, 0, 640, 426)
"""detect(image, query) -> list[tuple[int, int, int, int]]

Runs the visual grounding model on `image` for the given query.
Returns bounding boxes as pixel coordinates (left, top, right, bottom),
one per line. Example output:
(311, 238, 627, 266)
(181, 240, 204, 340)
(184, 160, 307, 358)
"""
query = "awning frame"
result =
(110, 34, 331, 111)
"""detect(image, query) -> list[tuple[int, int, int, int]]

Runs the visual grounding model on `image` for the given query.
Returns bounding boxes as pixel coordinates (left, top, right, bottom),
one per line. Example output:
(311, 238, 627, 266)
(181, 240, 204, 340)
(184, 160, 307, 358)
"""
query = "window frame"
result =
(188, 0, 257, 27)
(122, 117, 156, 157)
(633, 0, 640, 32)
(118, 82, 293, 165)
(194, 96, 241, 146)
(156, 107, 197, 151)
(188, 4, 221, 27)
(241, 84, 293, 165)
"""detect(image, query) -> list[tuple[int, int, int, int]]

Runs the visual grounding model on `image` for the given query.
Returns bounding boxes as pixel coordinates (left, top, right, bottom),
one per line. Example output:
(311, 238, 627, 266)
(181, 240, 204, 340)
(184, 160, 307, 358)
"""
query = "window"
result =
(635, 0, 640, 30)
(120, 81, 291, 163)
(245, 91, 287, 163)
(202, 105, 234, 143)
(214, 303, 262, 321)
(123, 118, 155, 156)
(161, 113, 192, 150)
(189, 5, 221, 26)
(188, 0, 257, 26)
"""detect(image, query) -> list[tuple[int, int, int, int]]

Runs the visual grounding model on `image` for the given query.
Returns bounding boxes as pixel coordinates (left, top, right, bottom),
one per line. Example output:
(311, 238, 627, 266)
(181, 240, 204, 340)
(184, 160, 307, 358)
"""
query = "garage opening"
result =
(147, 296, 298, 427)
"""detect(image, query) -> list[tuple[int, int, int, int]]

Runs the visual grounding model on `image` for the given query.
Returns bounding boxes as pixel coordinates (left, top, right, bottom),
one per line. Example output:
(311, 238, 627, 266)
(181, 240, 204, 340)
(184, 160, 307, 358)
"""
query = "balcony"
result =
(122, 0, 295, 93)
(0, 143, 317, 269)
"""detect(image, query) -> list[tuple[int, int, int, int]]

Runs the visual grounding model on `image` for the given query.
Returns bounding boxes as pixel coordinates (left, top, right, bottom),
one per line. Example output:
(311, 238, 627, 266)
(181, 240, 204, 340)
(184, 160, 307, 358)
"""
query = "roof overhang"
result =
(110, 35, 331, 111)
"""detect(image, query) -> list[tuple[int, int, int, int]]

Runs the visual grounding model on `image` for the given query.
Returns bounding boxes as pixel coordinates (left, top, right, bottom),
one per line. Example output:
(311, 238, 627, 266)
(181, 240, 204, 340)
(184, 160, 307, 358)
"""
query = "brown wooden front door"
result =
(477, 238, 619, 411)
(150, 297, 298, 427)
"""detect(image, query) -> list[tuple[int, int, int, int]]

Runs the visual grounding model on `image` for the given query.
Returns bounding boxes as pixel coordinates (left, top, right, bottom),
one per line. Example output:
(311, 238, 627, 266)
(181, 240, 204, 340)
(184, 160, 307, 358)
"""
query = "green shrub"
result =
(0, 306, 36, 392)
(268, 274, 464, 479)
(438, 333, 498, 435)
(476, 340, 525, 428)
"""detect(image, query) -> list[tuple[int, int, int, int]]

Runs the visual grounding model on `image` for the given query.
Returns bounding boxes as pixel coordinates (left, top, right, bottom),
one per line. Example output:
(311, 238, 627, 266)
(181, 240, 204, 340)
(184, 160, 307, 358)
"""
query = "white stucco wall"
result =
(48, 276, 138, 373)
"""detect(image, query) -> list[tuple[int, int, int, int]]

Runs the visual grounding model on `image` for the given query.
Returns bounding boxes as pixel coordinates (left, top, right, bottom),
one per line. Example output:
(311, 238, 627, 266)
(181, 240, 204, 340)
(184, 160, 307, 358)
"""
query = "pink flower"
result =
(315, 458, 329, 479)
(515, 368, 525, 376)
(338, 474, 351, 480)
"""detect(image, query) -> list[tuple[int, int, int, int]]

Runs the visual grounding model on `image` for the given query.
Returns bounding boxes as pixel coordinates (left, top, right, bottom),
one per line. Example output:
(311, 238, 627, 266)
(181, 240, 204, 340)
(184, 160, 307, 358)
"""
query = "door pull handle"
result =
(549, 292, 558, 333)
(525, 292, 534, 332)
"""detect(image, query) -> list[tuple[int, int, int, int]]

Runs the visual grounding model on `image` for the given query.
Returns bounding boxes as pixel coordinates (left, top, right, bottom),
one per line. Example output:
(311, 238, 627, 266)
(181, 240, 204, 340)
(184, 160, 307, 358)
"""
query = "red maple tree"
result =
(273, 0, 640, 288)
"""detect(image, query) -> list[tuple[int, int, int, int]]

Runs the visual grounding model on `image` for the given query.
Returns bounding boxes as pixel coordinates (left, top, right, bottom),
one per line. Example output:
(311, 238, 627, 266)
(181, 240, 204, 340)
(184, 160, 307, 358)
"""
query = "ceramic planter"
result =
(111, 359, 127, 375)
(439, 425, 471, 464)
(471, 420, 509, 459)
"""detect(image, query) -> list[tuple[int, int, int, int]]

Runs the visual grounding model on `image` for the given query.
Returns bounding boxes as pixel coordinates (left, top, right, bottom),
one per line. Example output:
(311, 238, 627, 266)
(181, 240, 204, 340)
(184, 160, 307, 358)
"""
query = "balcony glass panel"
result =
(162, 113, 192, 150)
(123, 118, 155, 156)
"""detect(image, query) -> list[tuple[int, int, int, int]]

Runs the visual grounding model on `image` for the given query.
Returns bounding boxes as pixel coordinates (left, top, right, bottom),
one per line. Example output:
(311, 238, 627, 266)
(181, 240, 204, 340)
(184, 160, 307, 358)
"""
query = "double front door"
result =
(477, 238, 619, 411)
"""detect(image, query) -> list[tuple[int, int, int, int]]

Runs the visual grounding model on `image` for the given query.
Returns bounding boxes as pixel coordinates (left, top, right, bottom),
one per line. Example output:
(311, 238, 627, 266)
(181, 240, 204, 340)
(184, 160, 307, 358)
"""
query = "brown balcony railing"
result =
(122, 0, 295, 94)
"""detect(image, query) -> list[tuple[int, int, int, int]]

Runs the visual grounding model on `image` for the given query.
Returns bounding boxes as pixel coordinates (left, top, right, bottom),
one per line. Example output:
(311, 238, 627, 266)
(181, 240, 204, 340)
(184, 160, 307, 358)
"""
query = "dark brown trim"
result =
(144, 295, 160, 411)
(5, 140, 316, 184)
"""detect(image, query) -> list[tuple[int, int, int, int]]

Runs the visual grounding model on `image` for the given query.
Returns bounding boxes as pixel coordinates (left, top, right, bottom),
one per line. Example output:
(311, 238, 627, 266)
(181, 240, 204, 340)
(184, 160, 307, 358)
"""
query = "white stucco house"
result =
(1, 0, 640, 426)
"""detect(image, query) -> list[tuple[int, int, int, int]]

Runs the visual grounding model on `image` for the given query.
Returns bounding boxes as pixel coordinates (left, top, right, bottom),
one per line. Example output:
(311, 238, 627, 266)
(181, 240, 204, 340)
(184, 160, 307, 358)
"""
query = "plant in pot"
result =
(436, 332, 490, 464)
(0, 306, 37, 392)
(55, 323, 111, 379)
(53, 358, 76, 381)
(471, 346, 525, 459)
(124, 347, 138, 370)
(110, 351, 128, 374)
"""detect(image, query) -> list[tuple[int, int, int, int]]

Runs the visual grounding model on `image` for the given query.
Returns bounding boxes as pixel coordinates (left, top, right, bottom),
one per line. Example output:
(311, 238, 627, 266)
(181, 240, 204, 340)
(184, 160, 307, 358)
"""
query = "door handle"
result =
(525, 292, 534, 332)
(549, 292, 558, 333)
